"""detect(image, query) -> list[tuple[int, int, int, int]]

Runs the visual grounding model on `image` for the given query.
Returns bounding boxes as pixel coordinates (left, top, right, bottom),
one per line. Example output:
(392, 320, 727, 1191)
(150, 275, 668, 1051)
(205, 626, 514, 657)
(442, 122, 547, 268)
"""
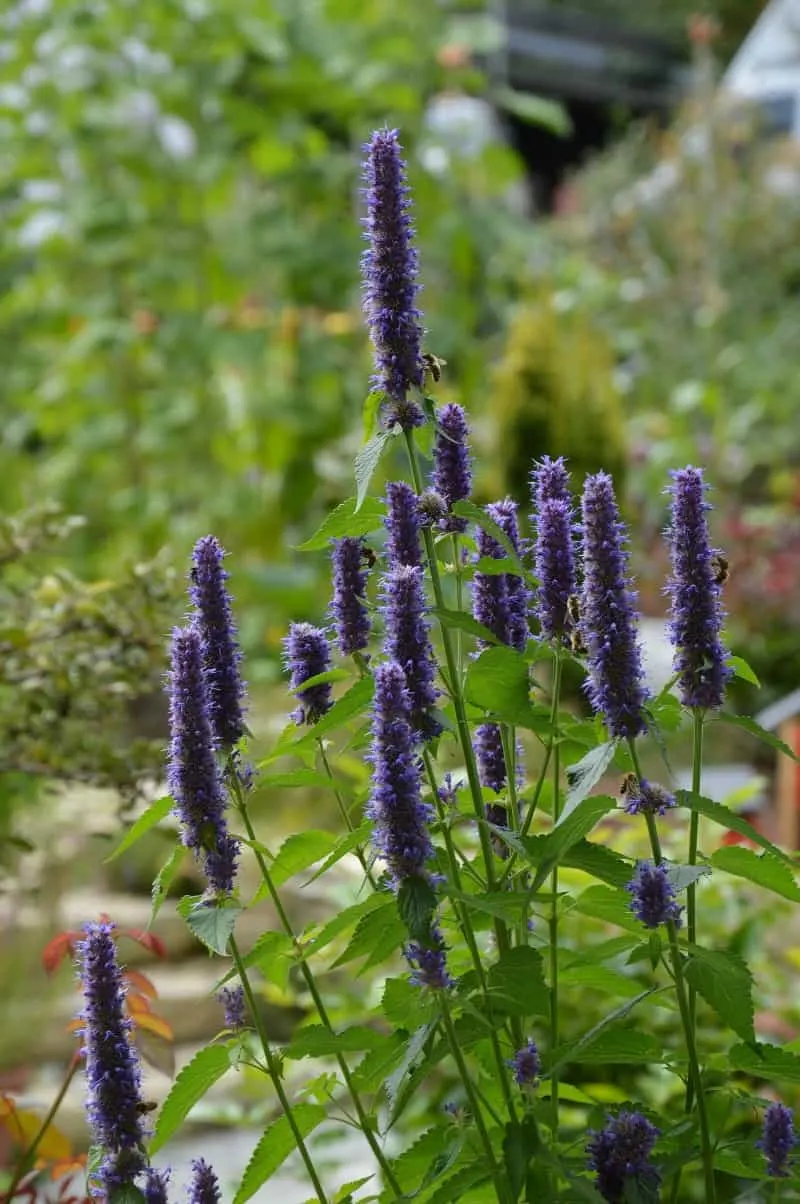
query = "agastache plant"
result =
(101, 126, 799, 1204)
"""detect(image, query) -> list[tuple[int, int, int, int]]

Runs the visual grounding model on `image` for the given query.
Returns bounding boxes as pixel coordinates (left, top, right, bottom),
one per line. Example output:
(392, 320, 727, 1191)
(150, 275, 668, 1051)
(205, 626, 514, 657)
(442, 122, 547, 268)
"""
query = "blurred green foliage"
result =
(0, 0, 529, 668)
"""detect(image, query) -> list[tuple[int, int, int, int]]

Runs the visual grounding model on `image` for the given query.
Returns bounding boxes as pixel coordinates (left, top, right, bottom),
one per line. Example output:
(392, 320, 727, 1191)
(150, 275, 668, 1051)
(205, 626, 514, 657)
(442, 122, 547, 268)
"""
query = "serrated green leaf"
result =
(293, 668, 352, 691)
(726, 656, 761, 687)
(451, 500, 528, 576)
(289, 675, 375, 754)
(259, 768, 336, 789)
(385, 1022, 437, 1115)
(382, 1126, 453, 1199)
(552, 990, 661, 1070)
(285, 1023, 390, 1059)
(465, 645, 531, 722)
(381, 976, 436, 1029)
(503, 1117, 540, 1202)
(397, 875, 438, 941)
(331, 900, 405, 970)
(446, 887, 533, 924)
(685, 947, 755, 1041)
(107, 795, 173, 861)
(303, 820, 373, 886)
(149, 1043, 231, 1153)
(179, 897, 242, 956)
(215, 930, 293, 993)
(487, 947, 549, 1017)
(266, 830, 337, 891)
(564, 742, 618, 817)
(559, 964, 644, 999)
(362, 389, 385, 440)
(431, 606, 500, 646)
(718, 712, 800, 762)
(676, 791, 794, 865)
(352, 1031, 407, 1096)
(573, 885, 647, 935)
(334, 1176, 375, 1204)
(729, 1042, 800, 1083)
(355, 429, 398, 511)
(560, 840, 633, 889)
(233, 1103, 327, 1204)
(528, 796, 618, 892)
(295, 497, 386, 551)
(150, 843, 184, 925)
(303, 892, 388, 957)
(711, 846, 800, 901)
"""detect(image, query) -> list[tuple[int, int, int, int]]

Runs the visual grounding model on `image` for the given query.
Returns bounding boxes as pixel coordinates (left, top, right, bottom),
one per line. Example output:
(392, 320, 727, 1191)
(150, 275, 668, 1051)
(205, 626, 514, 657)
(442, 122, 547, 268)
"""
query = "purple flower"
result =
(144, 1169, 171, 1204)
(486, 500, 529, 653)
(331, 537, 371, 656)
(385, 480, 422, 568)
(77, 921, 147, 1197)
(581, 473, 648, 739)
(407, 922, 453, 990)
(437, 772, 462, 808)
(665, 467, 731, 710)
(361, 129, 424, 429)
(508, 1039, 540, 1088)
(433, 403, 472, 532)
(217, 985, 246, 1031)
(382, 564, 440, 740)
(167, 626, 239, 895)
(531, 455, 571, 509)
(622, 778, 676, 817)
(759, 1102, 796, 1177)
(472, 523, 511, 648)
(283, 622, 333, 725)
(367, 661, 434, 884)
(188, 1158, 221, 1204)
(626, 862, 682, 929)
(533, 498, 577, 642)
(587, 1111, 661, 1203)
(476, 722, 506, 793)
(189, 535, 246, 748)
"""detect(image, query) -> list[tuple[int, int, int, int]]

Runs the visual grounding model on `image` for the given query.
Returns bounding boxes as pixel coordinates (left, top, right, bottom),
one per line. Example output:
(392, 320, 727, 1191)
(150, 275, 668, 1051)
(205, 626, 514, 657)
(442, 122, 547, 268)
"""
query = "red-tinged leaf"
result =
(133, 1011, 174, 1042)
(122, 929, 167, 958)
(124, 968, 158, 1000)
(42, 931, 80, 975)
(65, 1018, 83, 1034)
(126, 992, 153, 1016)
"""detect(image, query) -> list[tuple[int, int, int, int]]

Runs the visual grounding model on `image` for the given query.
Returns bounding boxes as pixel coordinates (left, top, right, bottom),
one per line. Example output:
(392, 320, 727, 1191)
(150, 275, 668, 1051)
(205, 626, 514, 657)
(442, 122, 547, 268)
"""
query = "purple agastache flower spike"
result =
(476, 723, 507, 793)
(385, 480, 422, 568)
(487, 499, 529, 653)
(217, 985, 246, 1031)
(508, 1039, 540, 1088)
(407, 922, 453, 990)
(626, 862, 682, 929)
(759, 1102, 796, 1177)
(188, 1158, 222, 1204)
(361, 129, 425, 429)
(167, 626, 239, 895)
(473, 523, 511, 647)
(331, 537, 371, 656)
(283, 622, 333, 725)
(433, 403, 472, 532)
(531, 455, 572, 509)
(587, 1112, 661, 1203)
(581, 473, 649, 739)
(666, 466, 731, 710)
(144, 1169, 171, 1204)
(382, 564, 441, 740)
(189, 535, 246, 748)
(77, 921, 147, 1197)
(534, 498, 577, 642)
(367, 661, 434, 884)
(621, 778, 676, 817)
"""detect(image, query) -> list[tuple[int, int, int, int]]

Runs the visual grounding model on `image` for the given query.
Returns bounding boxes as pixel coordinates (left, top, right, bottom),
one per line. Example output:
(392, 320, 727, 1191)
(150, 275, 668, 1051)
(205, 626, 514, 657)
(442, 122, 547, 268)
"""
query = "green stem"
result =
(685, 710, 704, 1112)
(627, 741, 716, 1203)
(230, 935, 328, 1203)
(4, 1055, 80, 1201)
(549, 676, 562, 1145)
(230, 769, 403, 1197)
(440, 993, 509, 1204)
(422, 750, 517, 1125)
(317, 738, 379, 890)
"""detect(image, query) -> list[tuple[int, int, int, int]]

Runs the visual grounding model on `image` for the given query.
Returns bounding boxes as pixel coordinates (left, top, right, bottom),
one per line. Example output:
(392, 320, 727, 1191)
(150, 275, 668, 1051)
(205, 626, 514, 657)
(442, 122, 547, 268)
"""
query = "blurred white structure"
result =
(723, 0, 800, 138)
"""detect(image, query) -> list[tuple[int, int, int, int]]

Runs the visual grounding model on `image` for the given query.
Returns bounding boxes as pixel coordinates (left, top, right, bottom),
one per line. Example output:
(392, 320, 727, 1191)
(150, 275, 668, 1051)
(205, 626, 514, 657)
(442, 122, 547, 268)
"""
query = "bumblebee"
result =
(565, 595, 585, 654)
(711, 554, 729, 587)
(619, 772, 639, 798)
(136, 1100, 159, 1115)
(361, 545, 377, 569)
(422, 352, 447, 384)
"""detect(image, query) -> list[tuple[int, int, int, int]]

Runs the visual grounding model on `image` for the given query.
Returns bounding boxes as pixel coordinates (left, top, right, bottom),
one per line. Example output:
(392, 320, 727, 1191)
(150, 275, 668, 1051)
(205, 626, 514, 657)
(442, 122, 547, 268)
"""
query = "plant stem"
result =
(230, 935, 328, 1203)
(316, 738, 379, 890)
(440, 993, 509, 1204)
(627, 741, 716, 1204)
(229, 768, 403, 1197)
(4, 1054, 81, 1201)
(549, 666, 562, 1146)
(422, 750, 517, 1125)
(685, 709, 704, 1112)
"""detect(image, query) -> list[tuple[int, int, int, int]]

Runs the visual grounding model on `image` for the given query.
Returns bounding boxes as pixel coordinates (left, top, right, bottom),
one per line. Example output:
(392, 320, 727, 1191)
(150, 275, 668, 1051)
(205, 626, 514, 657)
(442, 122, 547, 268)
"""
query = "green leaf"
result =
(451, 500, 528, 576)
(563, 742, 618, 817)
(727, 656, 761, 687)
(447, 888, 534, 925)
(215, 931, 293, 993)
(527, 796, 618, 892)
(665, 863, 712, 893)
(465, 645, 536, 726)
(331, 900, 406, 971)
(676, 791, 794, 866)
(551, 990, 661, 1071)
(711, 846, 800, 901)
(355, 428, 398, 512)
(385, 1022, 438, 1115)
(424, 1165, 490, 1204)
(258, 767, 333, 789)
(149, 1043, 231, 1153)
(572, 885, 645, 936)
(492, 86, 572, 136)
(397, 876, 438, 941)
(729, 1042, 800, 1083)
(362, 389, 385, 440)
(431, 606, 500, 646)
(295, 497, 386, 551)
(107, 795, 173, 861)
(718, 712, 800, 763)
(303, 892, 388, 957)
(108, 1188, 146, 1204)
(292, 668, 352, 692)
(333, 1177, 375, 1204)
(303, 820, 373, 886)
(685, 947, 755, 1041)
(382, 977, 436, 1029)
(269, 830, 337, 889)
(233, 1103, 327, 1204)
(150, 843, 184, 925)
(559, 964, 644, 1000)
(487, 947, 549, 1017)
(285, 1023, 390, 1059)
(560, 840, 634, 889)
(179, 897, 243, 956)
(503, 1117, 540, 1202)
(288, 675, 375, 754)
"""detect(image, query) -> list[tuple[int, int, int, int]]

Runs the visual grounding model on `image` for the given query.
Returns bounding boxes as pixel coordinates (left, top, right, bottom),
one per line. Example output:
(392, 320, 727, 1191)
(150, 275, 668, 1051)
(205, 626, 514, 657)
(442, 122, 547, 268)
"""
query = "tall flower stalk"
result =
(189, 534, 246, 749)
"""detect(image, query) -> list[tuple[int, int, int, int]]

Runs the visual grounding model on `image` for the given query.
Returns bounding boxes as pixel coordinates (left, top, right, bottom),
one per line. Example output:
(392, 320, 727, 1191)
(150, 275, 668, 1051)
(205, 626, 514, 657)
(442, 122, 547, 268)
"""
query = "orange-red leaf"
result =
(123, 929, 167, 959)
(49, 1154, 86, 1180)
(65, 1018, 83, 1034)
(124, 968, 158, 1000)
(0, 1101, 72, 1162)
(132, 1011, 174, 1043)
(126, 992, 153, 1017)
(42, 932, 80, 976)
